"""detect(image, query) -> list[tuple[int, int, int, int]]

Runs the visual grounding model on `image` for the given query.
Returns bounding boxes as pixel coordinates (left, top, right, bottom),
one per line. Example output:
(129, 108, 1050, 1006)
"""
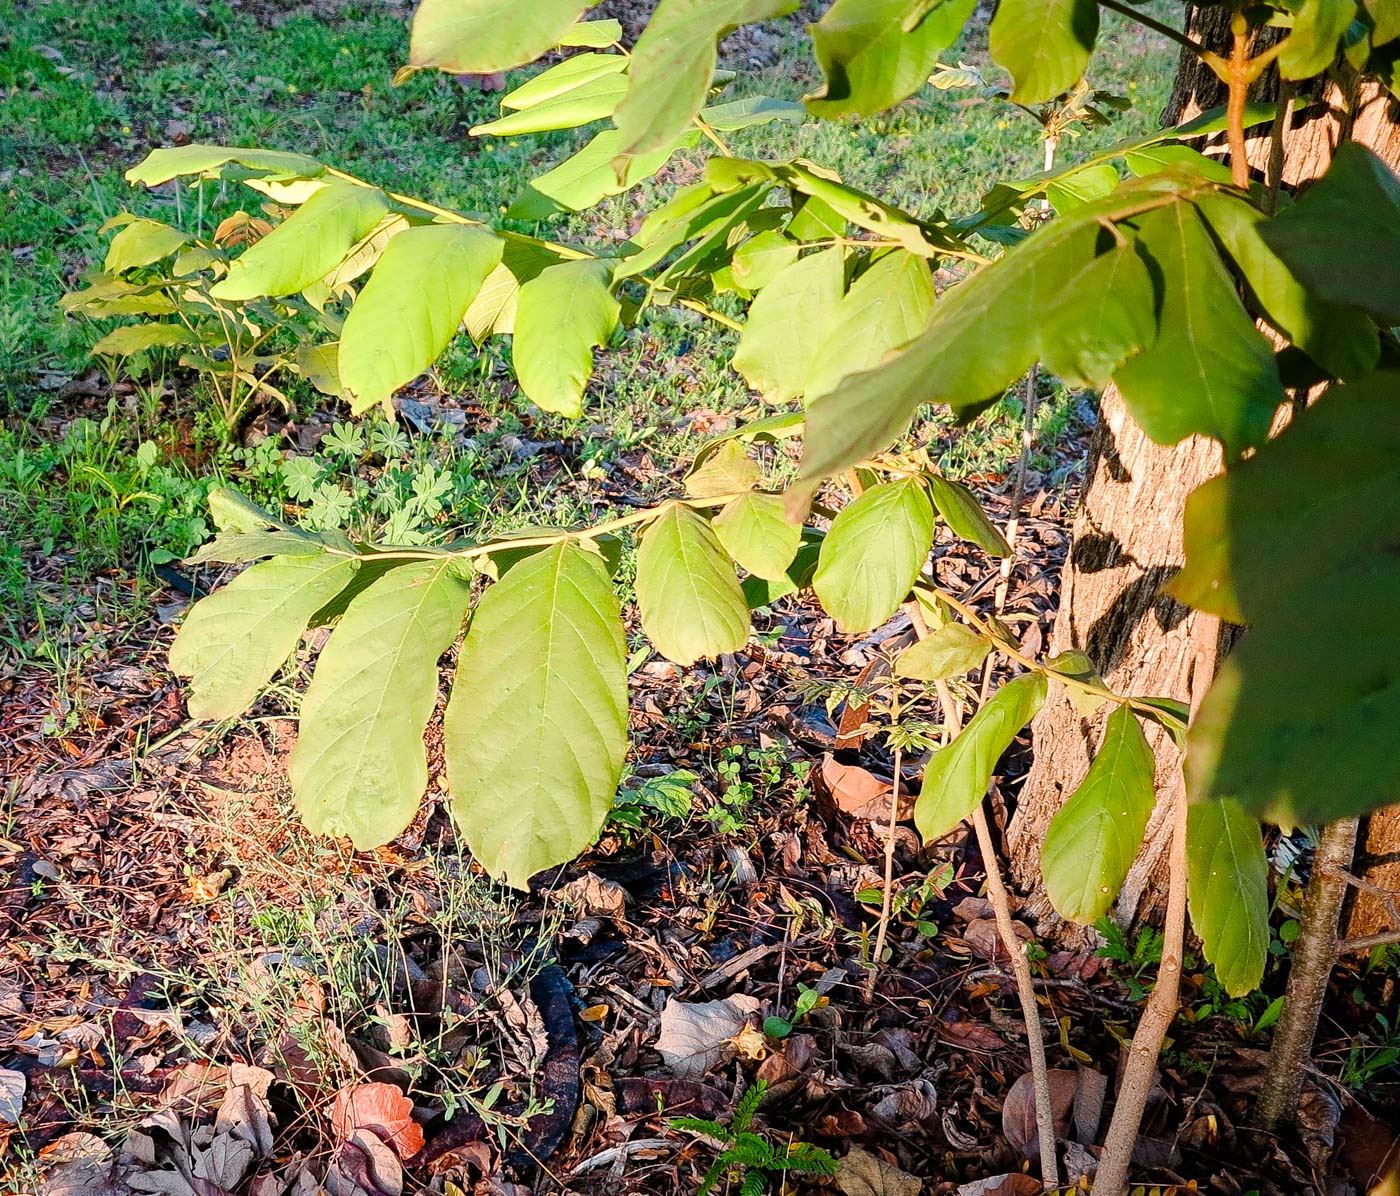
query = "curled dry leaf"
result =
(331, 1082, 426, 1161)
(957, 1174, 1042, 1195)
(0, 1067, 25, 1124)
(837, 1145, 922, 1196)
(655, 994, 762, 1080)
(820, 754, 914, 822)
(1001, 1069, 1077, 1161)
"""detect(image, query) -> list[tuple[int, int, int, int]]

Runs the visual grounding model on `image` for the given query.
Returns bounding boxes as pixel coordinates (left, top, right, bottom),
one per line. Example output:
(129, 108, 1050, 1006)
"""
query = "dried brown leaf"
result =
(838, 1146, 922, 1196)
(330, 1082, 425, 1161)
(820, 755, 913, 822)
(655, 995, 761, 1080)
(1001, 1069, 1077, 1161)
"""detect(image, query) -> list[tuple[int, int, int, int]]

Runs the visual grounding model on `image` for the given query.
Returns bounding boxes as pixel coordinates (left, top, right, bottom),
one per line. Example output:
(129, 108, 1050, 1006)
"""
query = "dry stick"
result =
(930, 672, 1060, 1189)
(1255, 816, 1360, 1130)
(1227, 19, 1253, 190)
(1091, 615, 1218, 1196)
(865, 690, 904, 1003)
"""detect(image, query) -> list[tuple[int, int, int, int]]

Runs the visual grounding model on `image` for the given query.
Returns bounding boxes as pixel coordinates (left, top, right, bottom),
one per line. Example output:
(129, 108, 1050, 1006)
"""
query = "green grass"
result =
(0, 0, 1176, 643)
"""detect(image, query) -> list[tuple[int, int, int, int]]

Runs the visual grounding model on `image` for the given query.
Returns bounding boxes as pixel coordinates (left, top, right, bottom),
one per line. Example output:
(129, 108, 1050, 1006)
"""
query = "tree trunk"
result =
(1345, 806, 1400, 945)
(1007, 5, 1400, 933)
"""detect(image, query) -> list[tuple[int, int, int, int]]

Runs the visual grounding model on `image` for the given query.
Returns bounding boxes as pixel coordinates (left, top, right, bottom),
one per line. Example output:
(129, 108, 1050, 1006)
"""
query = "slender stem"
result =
(1091, 615, 1218, 1196)
(1227, 18, 1253, 190)
(866, 682, 904, 1000)
(1098, 0, 1224, 72)
(1340, 928, 1400, 952)
(1256, 817, 1359, 1130)
(693, 116, 733, 157)
(929, 667, 1059, 1189)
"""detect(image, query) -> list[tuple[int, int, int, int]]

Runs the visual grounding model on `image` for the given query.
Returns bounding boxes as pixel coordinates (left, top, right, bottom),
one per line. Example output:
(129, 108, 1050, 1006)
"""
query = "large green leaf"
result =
(1115, 202, 1282, 459)
(465, 238, 562, 339)
(894, 620, 991, 681)
(1181, 372, 1400, 827)
(806, 0, 977, 117)
(619, 181, 772, 278)
(509, 128, 696, 219)
(1041, 705, 1157, 924)
(125, 144, 324, 187)
(813, 479, 935, 634)
(339, 225, 503, 414)
(989, 0, 1099, 104)
(211, 184, 389, 301)
(1194, 192, 1378, 381)
(636, 503, 751, 664)
(806, 250, 936, 400)
(685, 440, 761, 498)
(732, 248, 845, 402)
(444, 541, 627, 887)
(410, 0, 595, 73)
(511, 258, 619, 417)
(1279, 0, 1357, 78)
(91, 324, 199, 357)
(1259, 143, 1400, 324)
(798, 214, 1155, 488)
(698, 95, 807, 130)
(471, 69, 629, 136)
(611, 0, 799, 174)
(714, 492, 803, 582)
(290, 560, 471, 849)
(104, 219, 187, 272)
(1186, 798, 1269, 996)
(169, 554, 360, 721)
(501, 52, 628, 108)
(915, 672, 1048, 841)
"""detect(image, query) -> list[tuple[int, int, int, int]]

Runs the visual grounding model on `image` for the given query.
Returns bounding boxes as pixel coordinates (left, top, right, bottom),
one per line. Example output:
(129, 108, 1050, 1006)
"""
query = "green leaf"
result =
(1115, 203, 1282, 459)
(806, 0, 977, 117)
(1194, 192, 1378, 381)
(339, 225, 503, 414)
(410, 0, 595, 73)
(1041, 704, 1156, 924)
(471, 69, 629, 136)
(915, 672, 1048, 841)
(1045, 162, 1122, 213)
(799, 215, 1151, 487)
(187, 529, 325, 565)
(685, 440, 761, 498)
(698, 95, 807, 130)
(989, 0, 1099, 104)
(60, 277, 176, 317)
(291, 559, 471, 848)
(509, 128, 696, 218)
(104, 219, 188, 272)
(465, 238, 562, 339)
(926, 475, 1010, 557)
(806, 250, 936, 400)
(1186, 798, 1268, 996)
(294, 341, 345, 397)
(125, 144, 324, 187)
(1037, 239, 1157, 388)
(813, 479, 934, 634)
(732, 248, 845, 402)
(210, 183, 390, 301)
(620, 180, 772, 277)
(1259, 143, 1400, 324)
(169, 554, 360, 721)
(444, 540, 628, 887)
(742, 534, 821, 607)
(502, 52, 628, 109)
(557, 18, 623, 47)
(511, 258, 620, 417)
(894, 620, 991, 680)
(714, 493, 803, 582)
(1181, 372, 1400, 828)
(1279, 0, 1358, 79)
(636, 503, 751, 664)
(730, 231, 799, 291)
(611, 0, 800, 174)
(90, 323, 199, 357)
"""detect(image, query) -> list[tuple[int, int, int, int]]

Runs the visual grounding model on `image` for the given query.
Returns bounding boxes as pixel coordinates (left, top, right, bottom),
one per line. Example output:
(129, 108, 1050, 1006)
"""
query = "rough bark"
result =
(1008, 5, 1400, 932)
(1345, 806, 1400, 944)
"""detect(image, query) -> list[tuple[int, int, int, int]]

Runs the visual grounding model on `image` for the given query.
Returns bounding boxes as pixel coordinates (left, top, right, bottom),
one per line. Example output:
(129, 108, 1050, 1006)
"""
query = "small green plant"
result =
(671, 1080, 838, 1196)
(1340, 1013, 1400, 1095)
(763, 984, 825, 1040)
(59, 210, 334, 441)
(609, 769, 699, 835)
(1094, 917, 1164, 1002)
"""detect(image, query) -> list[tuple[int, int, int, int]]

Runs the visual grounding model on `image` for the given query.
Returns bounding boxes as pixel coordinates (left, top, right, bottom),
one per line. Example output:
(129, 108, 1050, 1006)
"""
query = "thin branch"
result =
(1091, 615, 1218, 1196)
(1098, 0, 1224, 72)
(1227, 19, 1253, 190)
(1339, 929, 1400, 953)
(865, 678, 904, 1001)
(1256, 817, 1358, 1129)
(930, 673, 1059, 1190)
